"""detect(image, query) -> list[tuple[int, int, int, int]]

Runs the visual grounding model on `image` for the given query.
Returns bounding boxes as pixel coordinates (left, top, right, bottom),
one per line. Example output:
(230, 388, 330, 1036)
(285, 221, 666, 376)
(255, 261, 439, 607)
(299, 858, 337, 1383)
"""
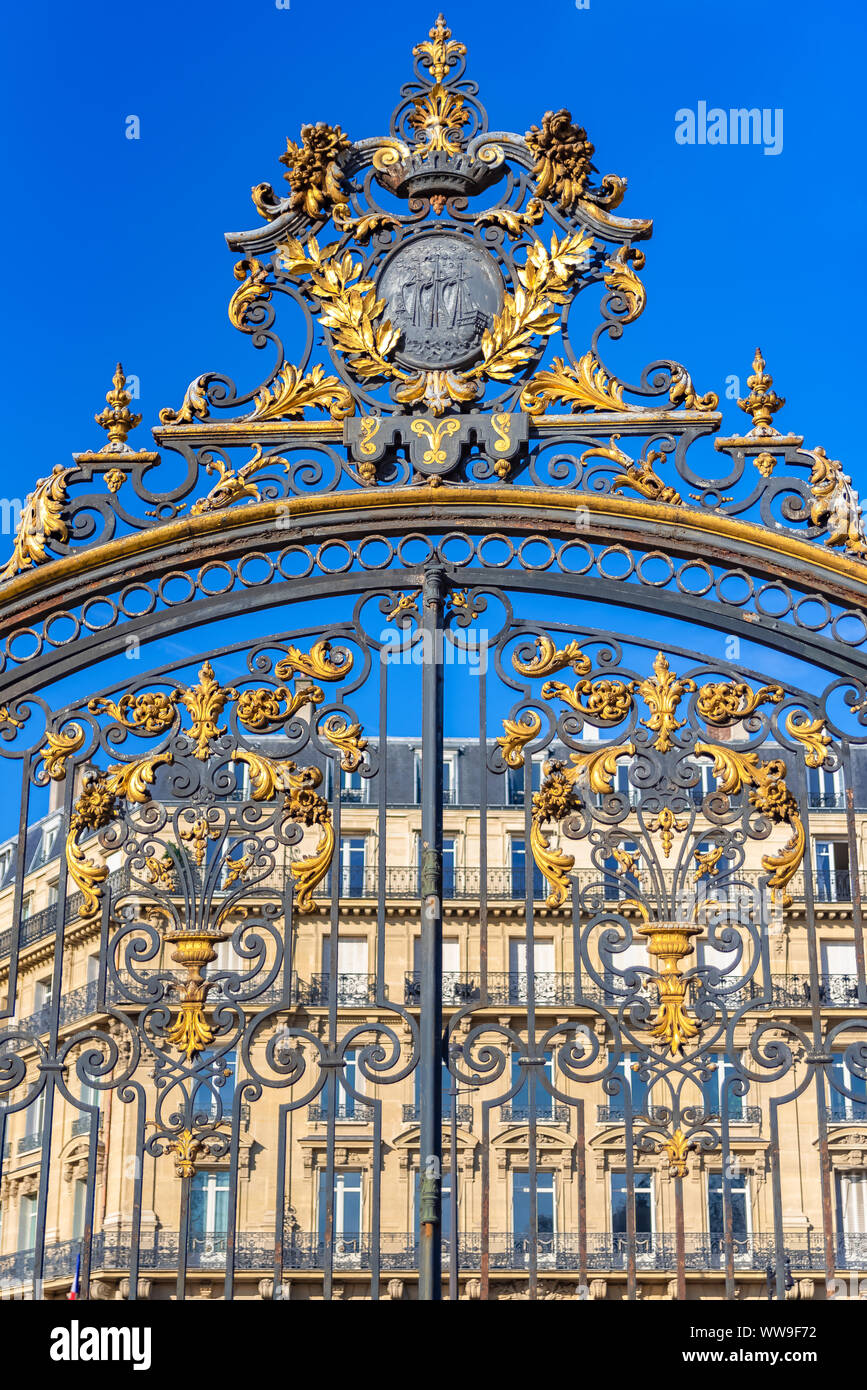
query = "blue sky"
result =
(1, 0, 865, 476)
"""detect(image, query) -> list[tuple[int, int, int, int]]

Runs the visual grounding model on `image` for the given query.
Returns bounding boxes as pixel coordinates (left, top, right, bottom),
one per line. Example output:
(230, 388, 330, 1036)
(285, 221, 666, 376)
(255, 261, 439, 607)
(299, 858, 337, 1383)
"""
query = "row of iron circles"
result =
(3, 532, 867, 665)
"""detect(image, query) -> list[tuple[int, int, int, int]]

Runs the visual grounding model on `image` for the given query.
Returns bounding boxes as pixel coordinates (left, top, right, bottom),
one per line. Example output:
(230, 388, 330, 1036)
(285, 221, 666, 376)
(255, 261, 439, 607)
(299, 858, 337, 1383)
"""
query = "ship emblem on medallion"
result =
(377, 233, 504, 371)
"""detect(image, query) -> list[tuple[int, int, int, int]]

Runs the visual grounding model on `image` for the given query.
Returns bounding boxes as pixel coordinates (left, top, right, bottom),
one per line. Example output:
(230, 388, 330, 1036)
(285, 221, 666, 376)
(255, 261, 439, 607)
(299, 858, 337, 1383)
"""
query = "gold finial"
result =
(413, 13, 466, 83)
(95, 362, 142, 447)
(736, 347, 785, 435)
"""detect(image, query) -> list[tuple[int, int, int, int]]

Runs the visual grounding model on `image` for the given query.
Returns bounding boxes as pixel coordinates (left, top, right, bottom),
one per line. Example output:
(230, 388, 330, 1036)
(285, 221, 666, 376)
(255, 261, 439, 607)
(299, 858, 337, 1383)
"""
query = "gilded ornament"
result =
(668, 368, 719, 413)
(235, 685, 324, 732)
(39, 723, 86, 780)
(179, 813, 221, 868)
(163, 927, 229, 1060)
(410, 416, 461, 465)
(228, 257, 271, 331)
(246, 363, 354, 423)
(662, 1128, 693, 1178)
(579, 437, 681, 505)
(320, 713, 368, 773)
(278, 122, 352, 221)
(694, 742, 804, 903)
(637, 919, 703, 1056)
(647, 806, 687, 858)
(520, 352, 628, 416)
(496, 711, 543, 768)
(696, 681, 783, 725)
(512, 635, 591, 679)
(473, 199, 544, 239)
(409, 86, 469, 157)
(158, 375, 210, 426)
(189, 446, 280, 516)
(178, 661, 236, 761)
(104, 468, 126, 493)
(94, 363, 141, 447)
(274, 640, 353, 683)
(602, 246, 647, 324)
(784, 710, 832, 768)
(412, 13, 466, 83)
(805, 447, 867, 558)
(393, 368, 478, 416)
(693, 844, 725, 880)
(0, 466, 72, 584)
(737, 348, 784, 435)
(636, 653, 696, 752)
(525, 109, 597, 210)
(541, 676, 635, 723)
(331, 205, 401, 243)
(88, 690, 179, 735)
(171, 1128, 204, 1179)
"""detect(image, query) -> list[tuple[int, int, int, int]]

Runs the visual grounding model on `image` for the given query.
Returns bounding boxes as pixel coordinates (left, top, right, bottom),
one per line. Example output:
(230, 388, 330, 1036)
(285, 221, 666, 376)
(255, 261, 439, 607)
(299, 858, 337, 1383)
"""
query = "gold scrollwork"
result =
(0, 466, 72, 584)
(602, 246, 647, 324)
(246, 363, 354, 423)
(540, 677, 635, 724)
(496, 711, 543, 768)
(320, 713, 368, 772)
(696, 681, 783, 726)
(520, 351, 628, 416)
(473, 199, 544, 239)
(410, 416, 461, 464)
(88, 691, 179, 735)
(784, 709, 833, 768)
(512, 635, 592, 679)
(579, 437, 681, 505)
(40, 724, 86, 780)
(274, 640, 353, 684)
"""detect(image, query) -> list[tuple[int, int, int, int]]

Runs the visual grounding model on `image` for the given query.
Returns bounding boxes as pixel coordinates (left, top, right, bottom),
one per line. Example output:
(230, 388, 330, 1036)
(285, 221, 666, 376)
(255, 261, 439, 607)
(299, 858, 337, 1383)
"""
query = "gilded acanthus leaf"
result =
(520, 352, 628, 416)
(190, 445, 280, 516)
(0, 467, 72, 584)
(409, 86, 469, 157)
(235, 685, 324, 732)
(88, 691, 179, 735)
(806, 447, 867, 558)
(40, 723, 86, 780)
(496, 710, 542, 769)
(696, 681, 783, 726)
(669, 368, 719, 413)
(274, 640, 353, 683)
(474, 199, 543, 240)
(542, 677, 635, 723)
(468, 230, 593, 383)
(246, 363, 354, 423)
(784, 709, 832, 768)
(512, 635, 591, 679)
(320, 713, 368, 772)
(579, 437, 681, 505)
(602, 246, 646, 324)
(228, 257, 271, 331)
(568, 743, 636, 796)
(159, 375, 211, 426)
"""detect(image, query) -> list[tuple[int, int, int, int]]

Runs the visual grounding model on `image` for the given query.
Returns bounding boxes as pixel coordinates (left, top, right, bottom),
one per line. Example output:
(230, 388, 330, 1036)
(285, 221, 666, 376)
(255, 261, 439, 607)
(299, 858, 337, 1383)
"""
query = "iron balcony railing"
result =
(826, 1102, 867, 1123)
(0, 1229, 837, 1281)
(597, 1105, 763, 1125)
(403, 972, 481, 1005)
(402, 1103, 473, 1125)
(308, 1101, 375, 1122)
(500, 1103, 571, 1123)
(17, 1133, 41, 1154)
(484, 974, 582, 1006)
(302, 974, 379, 1007)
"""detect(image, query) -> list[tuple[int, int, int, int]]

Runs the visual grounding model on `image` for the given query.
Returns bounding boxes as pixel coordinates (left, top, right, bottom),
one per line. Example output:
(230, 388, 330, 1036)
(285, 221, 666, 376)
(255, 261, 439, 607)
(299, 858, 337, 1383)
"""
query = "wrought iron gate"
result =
(1, 14, 866, 1302)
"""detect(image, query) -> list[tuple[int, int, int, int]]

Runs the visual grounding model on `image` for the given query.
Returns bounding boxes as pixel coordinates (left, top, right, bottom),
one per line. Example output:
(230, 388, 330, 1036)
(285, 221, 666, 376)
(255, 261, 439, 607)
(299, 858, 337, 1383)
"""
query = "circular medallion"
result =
(377, 233, 504, 371)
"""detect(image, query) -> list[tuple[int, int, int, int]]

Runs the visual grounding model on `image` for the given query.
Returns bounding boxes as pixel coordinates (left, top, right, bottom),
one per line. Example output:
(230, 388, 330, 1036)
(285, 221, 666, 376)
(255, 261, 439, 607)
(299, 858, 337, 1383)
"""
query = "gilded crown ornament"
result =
(736, 347, 785, 435)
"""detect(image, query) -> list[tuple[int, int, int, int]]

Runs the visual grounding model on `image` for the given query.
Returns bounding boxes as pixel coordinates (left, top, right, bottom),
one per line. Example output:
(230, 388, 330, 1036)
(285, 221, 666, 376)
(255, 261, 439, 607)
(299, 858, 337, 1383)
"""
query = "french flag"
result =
(67, 1250, 81, 1301)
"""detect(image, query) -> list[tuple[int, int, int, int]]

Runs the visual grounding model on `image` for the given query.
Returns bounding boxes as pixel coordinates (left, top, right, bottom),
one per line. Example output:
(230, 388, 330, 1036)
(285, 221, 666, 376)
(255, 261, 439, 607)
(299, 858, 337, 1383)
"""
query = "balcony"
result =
(302, 974, 378, 1008)
(403, 972, 480, 1006)
(500, 1103, 570, 1123)
(308, 1101, 374, 1122)
(402, 1103, 473, 1125)
(597, 1105, 762, 1125)
(17, 1133, 41, 1154)
(485, 973, 577, 1006)
(826, 1103, 867, 1124)
(0, 1228, 834, 1281)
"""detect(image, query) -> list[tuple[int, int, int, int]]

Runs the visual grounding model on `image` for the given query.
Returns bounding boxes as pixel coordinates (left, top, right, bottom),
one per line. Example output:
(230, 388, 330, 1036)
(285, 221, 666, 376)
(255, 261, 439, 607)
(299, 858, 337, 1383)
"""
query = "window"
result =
(18, 1194, 37, 1251)
(808, 764, 844, 810)
(611, 1172, 654, 1258)
(72, 1178, 88, 1241)
(836, 1172, 867, 1236)
(414, 751, 458, 805)
(702, 1057, 746, 1122)
(510, 838, 545, 900)
(321, 1050, 367, 1120)
(34, 977, 52, 1013)
(189, 1171, 230, 1263)
(604, 841, 643, 901)
(829, 1055, 867, 1122)
(688, 760, 716, 806)
(508, 1051, 558, 1120)
(318, 1170, 363, 1264)
(821, 941, 858, 1003)
(815, 841, 850, 902)
(506, 759, 542, 806)
(610, 1051, 651, 1119)
(412, 937, 461, 1001)
(321, 936, 370, 1005)
(508, 937, 555, 1002)
(708, 1172, 751, 1256)
(20, 895, 33, 922)
(192, 1051, 237, 1122)
(603, 937, 646, 996)
(339, 767, 366, 804)
(614, 760, 640, 807)
(24, 1088, 45, 1140)
(339, 837, 366, 897)
(512, 1172, 556, 1264)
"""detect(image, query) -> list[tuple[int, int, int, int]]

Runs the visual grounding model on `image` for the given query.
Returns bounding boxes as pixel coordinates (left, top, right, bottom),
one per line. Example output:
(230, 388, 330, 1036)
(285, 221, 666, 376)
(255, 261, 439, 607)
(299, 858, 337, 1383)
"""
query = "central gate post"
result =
(418, 560, 446, 1301)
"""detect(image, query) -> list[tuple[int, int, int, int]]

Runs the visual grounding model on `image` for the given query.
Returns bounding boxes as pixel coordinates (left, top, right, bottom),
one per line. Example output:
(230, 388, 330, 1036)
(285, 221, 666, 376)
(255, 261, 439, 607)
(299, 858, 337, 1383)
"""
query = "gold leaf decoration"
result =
(496, 710, 542, 768)
(474, 199, 543, 239)
(579, 437, 681, 505)
(235, 685, 324, 732)
(40, 723, 86, 780)
(412, 13, 466, 82)
(177, 662, 236, 761)
(541, 677, 635, 723)
(669, 368, 719, 413)
(520, 352, 628, 416)
(468, 231, 592, 383)
(278, 122, 352, 221)
(247, 363, 354, 423)
(806, 447, 867, 558)
(228, 257, 271, 331)
(525, 109, 597, 210)
(602, 246, 647, 324)
(636, 653, 696, 753)
(512, 635, 591, 679)
(320, 713, 368, 772)
(694, 742, 804, 903)
(784, 709, 833, 768)
(88, 691, 179, 735)
(274, 640, 353, 684)
(409, 86, 469, 157)
(159, 375, 211, 426)
(189, 446, 279, 517)
(696, 681, 783, 725)
(662, 1127, 693, 1177)
(0, 467, 72, 584)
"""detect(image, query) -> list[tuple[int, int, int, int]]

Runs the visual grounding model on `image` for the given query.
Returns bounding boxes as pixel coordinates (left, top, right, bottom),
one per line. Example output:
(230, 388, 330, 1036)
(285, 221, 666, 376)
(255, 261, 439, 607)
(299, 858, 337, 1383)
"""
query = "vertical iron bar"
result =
(418, 560, 445, 1301)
